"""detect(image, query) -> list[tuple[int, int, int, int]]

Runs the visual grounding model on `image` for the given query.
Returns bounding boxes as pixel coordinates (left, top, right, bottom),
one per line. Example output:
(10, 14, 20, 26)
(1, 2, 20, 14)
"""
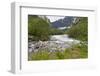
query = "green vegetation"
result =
(50, 28, 65, 35)
(64, 43, 88, 58)
(28, 15, 50, 41)
(28, 43, 87, 60)
(28, 15, 66, 41)
(67, 17, 88, 41)
(28, 15, 88, 60)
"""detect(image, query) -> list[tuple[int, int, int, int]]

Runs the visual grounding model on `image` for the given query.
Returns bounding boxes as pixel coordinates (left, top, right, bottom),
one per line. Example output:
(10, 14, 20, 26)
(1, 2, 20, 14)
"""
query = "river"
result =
(28, 34, 80, 53)
(50, 34, 80, 43)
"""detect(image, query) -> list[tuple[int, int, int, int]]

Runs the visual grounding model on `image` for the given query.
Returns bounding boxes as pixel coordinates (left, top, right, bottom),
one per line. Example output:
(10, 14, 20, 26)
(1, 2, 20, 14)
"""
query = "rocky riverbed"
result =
(28, 35, 80, 53)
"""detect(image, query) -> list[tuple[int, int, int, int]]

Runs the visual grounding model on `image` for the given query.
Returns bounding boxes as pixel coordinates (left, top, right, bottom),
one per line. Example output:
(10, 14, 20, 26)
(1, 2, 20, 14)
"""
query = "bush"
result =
(64, 43, 88, 58)
(56, 51, 65, 59)
(30, 50, 49, 60)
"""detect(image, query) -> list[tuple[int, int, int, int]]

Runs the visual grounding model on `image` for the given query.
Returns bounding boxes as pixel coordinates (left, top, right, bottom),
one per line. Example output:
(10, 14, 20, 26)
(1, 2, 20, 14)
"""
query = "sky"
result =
(46, 16, 65, 22)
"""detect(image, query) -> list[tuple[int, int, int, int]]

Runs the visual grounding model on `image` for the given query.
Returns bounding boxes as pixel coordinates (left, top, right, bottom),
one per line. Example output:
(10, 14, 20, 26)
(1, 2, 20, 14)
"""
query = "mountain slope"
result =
(28, 15, 51, 41)
(67, 17, 88, 41)
(51, 16, 74, 28)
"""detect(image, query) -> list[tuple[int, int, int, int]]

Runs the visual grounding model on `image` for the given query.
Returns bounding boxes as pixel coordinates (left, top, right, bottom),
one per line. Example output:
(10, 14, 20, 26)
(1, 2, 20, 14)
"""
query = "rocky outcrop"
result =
(38, 15, 51, 24)
(72, 17, 81, 24)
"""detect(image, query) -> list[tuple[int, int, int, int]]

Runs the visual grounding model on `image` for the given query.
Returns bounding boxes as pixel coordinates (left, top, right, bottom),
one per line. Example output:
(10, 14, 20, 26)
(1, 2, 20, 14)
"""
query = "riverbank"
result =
(28, 35, 87, 60)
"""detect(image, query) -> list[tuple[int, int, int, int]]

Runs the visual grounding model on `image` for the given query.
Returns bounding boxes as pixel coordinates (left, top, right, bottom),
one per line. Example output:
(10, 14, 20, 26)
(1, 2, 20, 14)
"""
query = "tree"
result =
(67, 17, 88, 41)
(28, 15, 50, 41)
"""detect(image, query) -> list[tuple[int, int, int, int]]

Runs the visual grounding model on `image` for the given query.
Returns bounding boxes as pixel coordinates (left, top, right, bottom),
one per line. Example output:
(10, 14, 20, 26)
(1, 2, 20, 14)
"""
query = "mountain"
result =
(38, 15, 51, 24)
(72, 17, 81, 24)
(38, 16, 80, 29)
(51, 16, 74, 28)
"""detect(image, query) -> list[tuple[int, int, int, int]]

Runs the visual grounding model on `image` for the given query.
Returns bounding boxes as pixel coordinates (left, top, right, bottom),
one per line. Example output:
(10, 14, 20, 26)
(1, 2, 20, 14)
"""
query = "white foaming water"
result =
(50, 34, 80, 43)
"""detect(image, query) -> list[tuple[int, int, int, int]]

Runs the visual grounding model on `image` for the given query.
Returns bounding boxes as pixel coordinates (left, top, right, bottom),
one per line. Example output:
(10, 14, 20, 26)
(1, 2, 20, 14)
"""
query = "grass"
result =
(64, 43, 88, 59)
(28, 43, 88, 61)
